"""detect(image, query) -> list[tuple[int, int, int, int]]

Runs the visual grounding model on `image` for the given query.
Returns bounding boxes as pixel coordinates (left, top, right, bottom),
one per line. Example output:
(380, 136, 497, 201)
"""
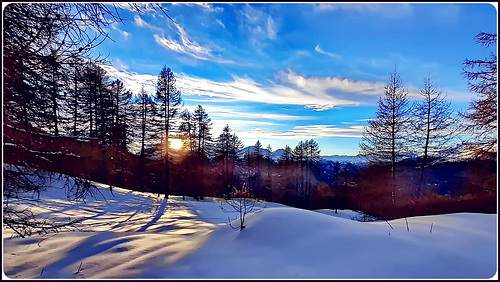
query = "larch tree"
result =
(359, 67, 412, 205)
(304, 139, 321, 199)
(411, 75, 458, 184)
(293, 141, 307, 198)
(192, 105, 213, 200)
(108, 79, 133, 151)
(179, 109, 197, 153)
(279, 145, 293, 164)
(154, 65, 182, 199)
(462, 32, 497, 160)
(215, 125, 243, 198)
(265, 144, 273, 195)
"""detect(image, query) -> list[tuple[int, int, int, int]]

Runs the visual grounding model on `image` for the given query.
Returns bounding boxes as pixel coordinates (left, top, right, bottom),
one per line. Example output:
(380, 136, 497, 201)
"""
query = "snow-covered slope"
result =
(3, 172, 497, 279)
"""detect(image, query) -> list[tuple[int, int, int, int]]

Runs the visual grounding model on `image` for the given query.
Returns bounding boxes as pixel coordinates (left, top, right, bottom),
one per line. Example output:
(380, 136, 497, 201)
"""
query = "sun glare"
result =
(170, 138, 183, 150)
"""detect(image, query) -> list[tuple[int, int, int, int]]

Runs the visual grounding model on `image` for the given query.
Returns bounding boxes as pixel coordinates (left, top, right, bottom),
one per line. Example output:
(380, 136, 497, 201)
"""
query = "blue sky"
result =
(95, 2, 497, 156)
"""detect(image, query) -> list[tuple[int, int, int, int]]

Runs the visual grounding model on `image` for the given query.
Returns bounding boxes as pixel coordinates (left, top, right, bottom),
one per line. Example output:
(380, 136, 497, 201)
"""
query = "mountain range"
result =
(238, 146, 368, 164)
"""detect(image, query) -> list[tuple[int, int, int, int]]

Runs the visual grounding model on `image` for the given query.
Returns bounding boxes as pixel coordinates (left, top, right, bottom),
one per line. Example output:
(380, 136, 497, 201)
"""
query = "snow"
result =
(2, 171, 497, 279)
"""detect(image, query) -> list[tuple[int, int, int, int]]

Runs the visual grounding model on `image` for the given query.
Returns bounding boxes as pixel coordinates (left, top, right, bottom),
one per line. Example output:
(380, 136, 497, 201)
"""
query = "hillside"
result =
(3, 170, 497, 279)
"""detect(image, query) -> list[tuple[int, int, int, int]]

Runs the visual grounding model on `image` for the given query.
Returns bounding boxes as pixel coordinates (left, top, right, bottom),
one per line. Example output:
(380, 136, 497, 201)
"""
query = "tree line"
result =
(360, 31, 496, 205)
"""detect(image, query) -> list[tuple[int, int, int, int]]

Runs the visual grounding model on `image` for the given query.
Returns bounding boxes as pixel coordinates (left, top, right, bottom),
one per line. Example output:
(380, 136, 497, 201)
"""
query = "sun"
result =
(170, 138, 183, 150)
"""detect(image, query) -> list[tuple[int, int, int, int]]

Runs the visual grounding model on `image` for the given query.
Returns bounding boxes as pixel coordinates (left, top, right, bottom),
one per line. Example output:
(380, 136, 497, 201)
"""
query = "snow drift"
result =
(2, 172, 497, 279)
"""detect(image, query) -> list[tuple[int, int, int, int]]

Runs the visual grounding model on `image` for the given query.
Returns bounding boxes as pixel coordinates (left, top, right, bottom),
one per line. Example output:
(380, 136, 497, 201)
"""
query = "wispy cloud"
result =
(153, 23, 246, 65)
(109, 22, 130, 40)
(315, 44, 342, 60)
(237, 124, 365, 142)
(313, 3, 413, 18)
(267, 16, 276, 39)
(134, 15, 147, 27)
(239, 4, 278, 43)
(176, 72, 361, 110)
(216, 19, 226, 29)
(100, 64, 157, 95)
(278, 69, 385, 96)
(182, 104, 312, 122)
(171, 2, 223, 12)
(101, 64, 386, 111)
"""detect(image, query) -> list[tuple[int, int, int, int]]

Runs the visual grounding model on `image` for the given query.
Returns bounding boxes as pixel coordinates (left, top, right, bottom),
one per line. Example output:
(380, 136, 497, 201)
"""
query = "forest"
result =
(3, 3, 497, 238)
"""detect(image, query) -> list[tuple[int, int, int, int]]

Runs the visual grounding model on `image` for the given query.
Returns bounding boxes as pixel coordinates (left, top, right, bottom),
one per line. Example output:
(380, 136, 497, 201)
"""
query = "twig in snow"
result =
(430, 222, 433, 233)
(386, 220, 393, 229)
(75, 261, 83, 274)
(405, 217, 409, 232)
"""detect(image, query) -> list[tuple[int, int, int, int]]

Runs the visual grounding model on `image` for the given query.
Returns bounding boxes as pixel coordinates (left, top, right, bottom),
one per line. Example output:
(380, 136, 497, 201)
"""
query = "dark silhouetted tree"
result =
(215, 125, 244, 198)
(304, 139, 321, 199)
(360, 67, 412, 204)
(279, 145, 293, 164)
(411, 75, 459, 184)
(462, 32, 497, 160)
(154, 65, 182, 198)
(192, 105, 213, 200)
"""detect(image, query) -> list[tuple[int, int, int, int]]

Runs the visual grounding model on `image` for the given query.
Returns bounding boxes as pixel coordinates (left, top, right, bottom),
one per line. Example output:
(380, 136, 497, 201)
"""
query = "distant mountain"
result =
(320, 154, 368, 164)
(238, 146, 283, 161)
(238, 146, 367, 164)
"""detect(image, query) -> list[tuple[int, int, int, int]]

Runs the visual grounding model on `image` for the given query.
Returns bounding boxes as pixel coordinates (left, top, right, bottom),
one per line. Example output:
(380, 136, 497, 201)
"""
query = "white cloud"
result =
(176, 73, 360, 110)
(313, 3, 413, 18)
(110, 22, 130, 39)
(267, 16, 276, 39)
(237, 124, 365, 142)
(315, 44, 342, 60)
(134, 15, 147, 27)
(278, 69, 385, 96)
(216, 19, 226, 29)
(171, 3, 223, 12)
(240, 4, 278, 43)
(100, 64, 386, 111)
(182, 105, 312, 122)
(154, 23, 244, 65)
(100, 64, 157, 95)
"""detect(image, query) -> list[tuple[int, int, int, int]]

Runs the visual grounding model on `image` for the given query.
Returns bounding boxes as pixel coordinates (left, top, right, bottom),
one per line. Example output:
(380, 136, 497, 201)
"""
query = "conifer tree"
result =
(411, 76, 458, 183)
(154, 65, 182, 198)
(360, 67, 412, 204)
(462, 32, 497, 160)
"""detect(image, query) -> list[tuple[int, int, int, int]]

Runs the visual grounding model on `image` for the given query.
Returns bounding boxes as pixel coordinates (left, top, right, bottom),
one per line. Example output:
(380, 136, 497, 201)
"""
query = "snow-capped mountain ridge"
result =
(238, 146, 367, 164)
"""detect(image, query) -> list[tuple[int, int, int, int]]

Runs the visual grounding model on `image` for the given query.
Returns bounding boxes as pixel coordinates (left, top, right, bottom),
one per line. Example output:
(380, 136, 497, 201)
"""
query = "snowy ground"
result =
(2, 172, 498, 279)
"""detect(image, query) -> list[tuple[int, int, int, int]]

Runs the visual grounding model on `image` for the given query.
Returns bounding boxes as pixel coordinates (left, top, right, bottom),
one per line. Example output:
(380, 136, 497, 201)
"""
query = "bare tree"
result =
(219, 189, 264, 231)
(411, 75, 459, 184)
(3, 165, 103, 238)
(360, 67, 412, 204)
(462, 32, 497, 160)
